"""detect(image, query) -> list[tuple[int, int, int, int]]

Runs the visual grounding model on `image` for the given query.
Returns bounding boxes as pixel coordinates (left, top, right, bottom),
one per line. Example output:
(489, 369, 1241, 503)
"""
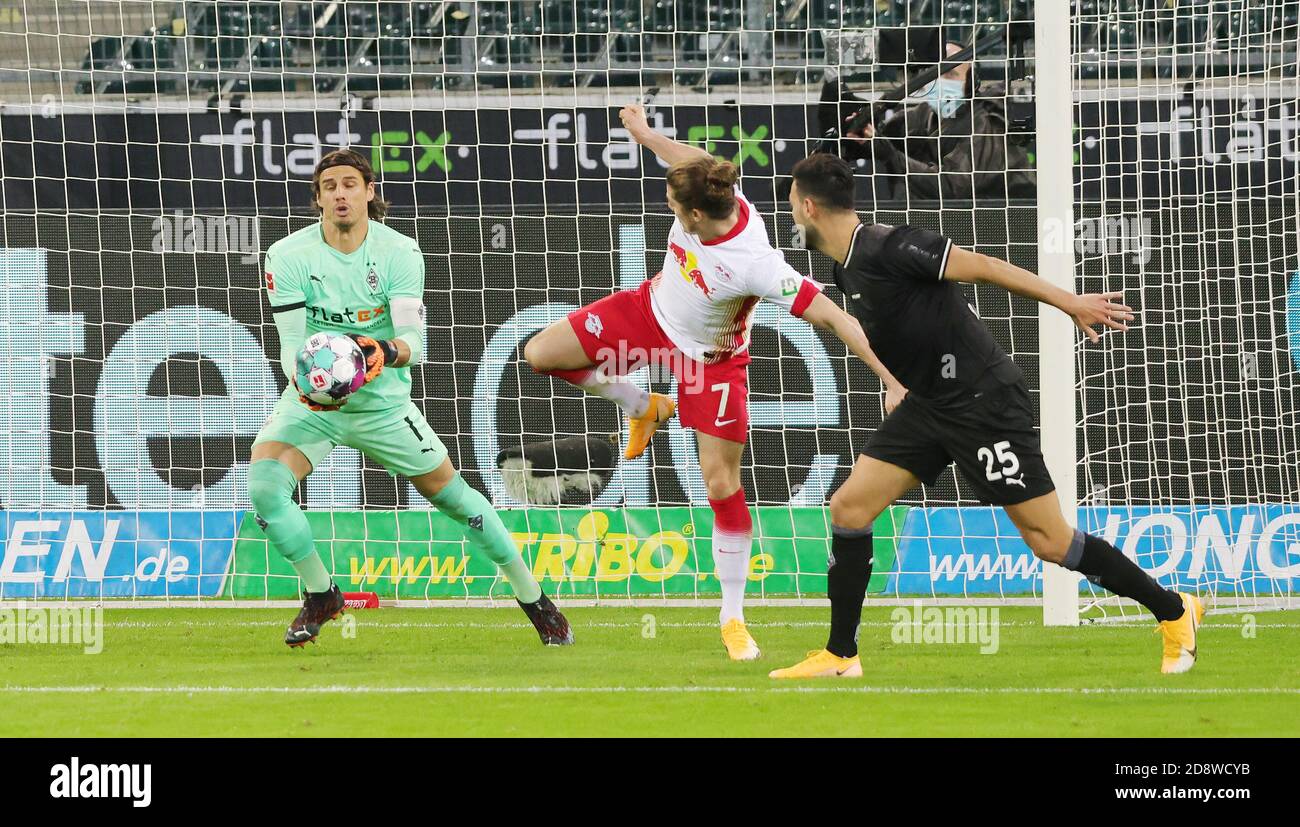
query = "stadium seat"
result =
(860, 0, 901, 28)
(710, 1, 744, 32)
(975, 0, 1009, 24)
(358, 36, 412, 68)
(645, 0, 674, 34)
(608, 0, 643, 63)
(774, 0, 808, 31)
(608, 0, 642, 31)
(571, 1, 616, 63)
(282, 1, 315, 36)
(74, 35, 122, 94)
(346, 3, 381, 38)
(187, 3, 221, 38)
(474, 1, 535, 67)
(205, 35, 248, 70)
(81, 36, 125, 72)
(1173, 6, 1211, 51)
(251, 35, 294, 70)
(377, 1, 417, 38)
(541, 0, 575, 35)
(68, 0, 1298, 94)
(943, 1, 975, 26)
(246, 2, 284, 36)
(124, 28, 180, 72)
(200, 2, 250, 38)
(1272, 1, 1300, 43)
(538, 1, 574, 63)
(317, 35, 358, 69)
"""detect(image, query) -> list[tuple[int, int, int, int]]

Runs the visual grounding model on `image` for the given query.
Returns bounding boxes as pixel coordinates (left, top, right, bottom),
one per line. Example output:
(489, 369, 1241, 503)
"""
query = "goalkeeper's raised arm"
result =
(619, 102, 711, 168)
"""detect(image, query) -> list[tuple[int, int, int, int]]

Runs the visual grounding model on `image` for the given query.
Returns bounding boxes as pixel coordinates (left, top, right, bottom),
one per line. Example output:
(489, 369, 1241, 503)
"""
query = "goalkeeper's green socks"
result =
(430, 474, 543, 603)
(290, 554, 333, 595)
(248, 459, 333, 593)
(250, 460, 541, 600)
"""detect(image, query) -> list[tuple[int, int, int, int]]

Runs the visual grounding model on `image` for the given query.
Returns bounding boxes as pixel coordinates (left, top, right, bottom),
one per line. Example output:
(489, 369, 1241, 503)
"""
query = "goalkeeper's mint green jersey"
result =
(264, 221, 425, 412)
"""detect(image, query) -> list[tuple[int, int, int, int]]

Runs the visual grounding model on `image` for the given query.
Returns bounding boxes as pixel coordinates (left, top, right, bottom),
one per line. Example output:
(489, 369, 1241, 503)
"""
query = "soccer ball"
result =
(295, 332, 366, 406)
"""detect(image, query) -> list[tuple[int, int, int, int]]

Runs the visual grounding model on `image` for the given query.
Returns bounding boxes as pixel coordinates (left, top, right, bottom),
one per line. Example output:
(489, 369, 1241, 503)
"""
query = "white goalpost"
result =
(1035, 0, 1081, 626)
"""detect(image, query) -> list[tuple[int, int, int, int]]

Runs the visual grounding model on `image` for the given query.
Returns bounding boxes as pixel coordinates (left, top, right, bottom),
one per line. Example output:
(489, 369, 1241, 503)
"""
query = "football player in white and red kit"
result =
(525, 103, 904, 661)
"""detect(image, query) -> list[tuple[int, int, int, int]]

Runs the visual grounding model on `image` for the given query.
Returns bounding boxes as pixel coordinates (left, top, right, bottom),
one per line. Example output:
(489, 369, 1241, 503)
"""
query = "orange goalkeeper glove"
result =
(348, 334, 398, 384)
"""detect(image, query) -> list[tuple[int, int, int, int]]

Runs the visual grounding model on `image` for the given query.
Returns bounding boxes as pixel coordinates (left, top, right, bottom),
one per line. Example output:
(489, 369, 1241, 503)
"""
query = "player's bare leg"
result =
(410, 458, 573, 645)
(525, 319, 673, 460)
(524, 319, 595, 373)
(695, 432, 760, 660)
(771, 455, 919, 678)
(249, 440, 346, 647)
(1003, 493, 1201, 673)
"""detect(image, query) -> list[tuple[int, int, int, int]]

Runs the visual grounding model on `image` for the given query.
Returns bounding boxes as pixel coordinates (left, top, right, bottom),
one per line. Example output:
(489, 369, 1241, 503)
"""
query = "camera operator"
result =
(820, 42, 1035, 201)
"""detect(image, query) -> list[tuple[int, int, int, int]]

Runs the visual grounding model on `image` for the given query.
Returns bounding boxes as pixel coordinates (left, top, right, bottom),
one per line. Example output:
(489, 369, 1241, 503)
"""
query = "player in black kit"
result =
(769, 154, 1204, 679)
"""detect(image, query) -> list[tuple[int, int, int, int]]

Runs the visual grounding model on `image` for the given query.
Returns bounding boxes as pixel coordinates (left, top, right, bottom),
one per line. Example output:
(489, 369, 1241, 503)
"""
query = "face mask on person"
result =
(921, 77, 966, 119)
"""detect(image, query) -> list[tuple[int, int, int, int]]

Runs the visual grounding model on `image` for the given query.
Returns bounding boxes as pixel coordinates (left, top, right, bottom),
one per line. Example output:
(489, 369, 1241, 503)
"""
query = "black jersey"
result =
(832, 223, 1022, 406)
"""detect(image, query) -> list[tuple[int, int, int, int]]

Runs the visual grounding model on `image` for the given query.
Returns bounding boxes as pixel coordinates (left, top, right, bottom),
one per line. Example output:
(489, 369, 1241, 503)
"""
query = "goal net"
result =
(0, 0, 1292, 613)
(1071, 0, 1300, 617)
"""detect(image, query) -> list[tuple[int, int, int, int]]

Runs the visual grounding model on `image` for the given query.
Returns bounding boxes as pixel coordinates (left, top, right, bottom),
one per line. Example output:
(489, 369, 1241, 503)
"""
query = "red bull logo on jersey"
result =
(669, 241, 713, 299)
(688, 268, 713, 299)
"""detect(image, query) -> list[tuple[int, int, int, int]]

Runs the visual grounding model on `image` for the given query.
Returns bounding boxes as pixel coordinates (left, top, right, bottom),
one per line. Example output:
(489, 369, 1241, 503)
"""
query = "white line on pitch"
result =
(2, 685, 1298, 695)
(95, 619, 1300, 630)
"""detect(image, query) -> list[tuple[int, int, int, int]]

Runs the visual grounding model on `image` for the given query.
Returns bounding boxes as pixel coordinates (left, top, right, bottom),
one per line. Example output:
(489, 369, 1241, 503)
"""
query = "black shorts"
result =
(863, 383, 1055, 505)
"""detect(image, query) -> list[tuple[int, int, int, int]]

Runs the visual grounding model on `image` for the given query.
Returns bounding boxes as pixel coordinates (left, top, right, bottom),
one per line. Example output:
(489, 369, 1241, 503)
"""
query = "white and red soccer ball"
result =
(295, 332, 367, 406)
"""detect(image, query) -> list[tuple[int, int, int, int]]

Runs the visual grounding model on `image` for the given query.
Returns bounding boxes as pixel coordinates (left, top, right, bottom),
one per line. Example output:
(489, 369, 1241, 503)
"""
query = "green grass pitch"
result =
(2, 606, 1296, 737)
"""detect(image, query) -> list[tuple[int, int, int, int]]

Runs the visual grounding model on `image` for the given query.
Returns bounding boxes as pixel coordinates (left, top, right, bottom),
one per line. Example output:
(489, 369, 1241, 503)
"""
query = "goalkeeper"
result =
(250, 149, 572, 648)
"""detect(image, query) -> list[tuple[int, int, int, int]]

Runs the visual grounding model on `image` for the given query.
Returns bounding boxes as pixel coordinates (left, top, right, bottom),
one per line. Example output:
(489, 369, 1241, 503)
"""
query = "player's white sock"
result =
(571, 369, 649, 417)
(709, 488, 754, 624)
(714, 542, 751, 624)
(707, 488, 759, 624)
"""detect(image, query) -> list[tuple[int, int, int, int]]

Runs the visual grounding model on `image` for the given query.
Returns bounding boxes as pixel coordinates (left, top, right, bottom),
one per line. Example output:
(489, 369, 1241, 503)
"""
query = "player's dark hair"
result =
(790, 153, 856, 211)
(666, 156, 739, 220)
(312, 149, 390, 220)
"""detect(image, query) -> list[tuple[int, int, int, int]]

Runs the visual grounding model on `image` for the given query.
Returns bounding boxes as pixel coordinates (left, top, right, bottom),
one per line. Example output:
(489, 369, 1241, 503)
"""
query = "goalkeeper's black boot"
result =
(518, 592, 574, 646)
(285, 582, 346, 648)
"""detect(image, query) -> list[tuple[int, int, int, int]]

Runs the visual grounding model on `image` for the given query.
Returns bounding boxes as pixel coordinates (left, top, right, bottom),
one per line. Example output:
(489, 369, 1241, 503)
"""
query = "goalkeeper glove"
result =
(348, 334, 399, 384)
(293, 375, 347, 412)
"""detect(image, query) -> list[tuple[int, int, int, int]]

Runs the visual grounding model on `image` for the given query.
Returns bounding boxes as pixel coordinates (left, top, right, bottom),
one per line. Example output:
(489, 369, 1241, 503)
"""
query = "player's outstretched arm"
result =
(943, 246, 1135, 343)
(619, 102, 711, 168)
(802, 292, 908, 413)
